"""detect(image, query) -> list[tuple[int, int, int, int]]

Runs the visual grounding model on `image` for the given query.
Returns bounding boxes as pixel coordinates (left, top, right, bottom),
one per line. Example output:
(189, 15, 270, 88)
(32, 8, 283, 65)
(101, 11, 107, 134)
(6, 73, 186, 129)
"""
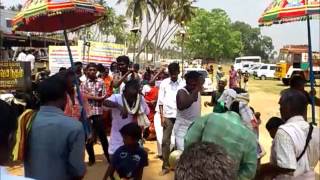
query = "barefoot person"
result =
(81, 63, 109, 165)
(174, 71, 203, 151)
(142, 69, 163, 140)
(103, 123, 148, 180)
(158, 63, 185, 175)
(104, 80, 149, 156)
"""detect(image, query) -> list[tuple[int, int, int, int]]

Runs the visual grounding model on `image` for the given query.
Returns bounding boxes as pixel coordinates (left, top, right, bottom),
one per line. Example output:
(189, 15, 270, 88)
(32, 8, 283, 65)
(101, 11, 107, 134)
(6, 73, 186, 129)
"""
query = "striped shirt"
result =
(81, 78, 106, 116)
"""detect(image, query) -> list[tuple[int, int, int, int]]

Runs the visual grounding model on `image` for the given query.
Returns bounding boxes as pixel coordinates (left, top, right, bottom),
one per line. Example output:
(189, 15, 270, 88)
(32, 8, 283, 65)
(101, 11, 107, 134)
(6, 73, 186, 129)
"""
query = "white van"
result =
(242, 63, 261, 73)
(184, 68, 214, 94)
(247, 64, 262, 75)
(234, 56, 262, 71)
(253, 64, 276, 80)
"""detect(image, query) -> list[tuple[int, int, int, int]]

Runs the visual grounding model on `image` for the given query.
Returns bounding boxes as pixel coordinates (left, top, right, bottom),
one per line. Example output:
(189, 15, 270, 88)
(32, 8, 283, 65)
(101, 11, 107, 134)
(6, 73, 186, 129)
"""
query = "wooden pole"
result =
(307, 16, 316, 125)
(63, 29, 92, 136)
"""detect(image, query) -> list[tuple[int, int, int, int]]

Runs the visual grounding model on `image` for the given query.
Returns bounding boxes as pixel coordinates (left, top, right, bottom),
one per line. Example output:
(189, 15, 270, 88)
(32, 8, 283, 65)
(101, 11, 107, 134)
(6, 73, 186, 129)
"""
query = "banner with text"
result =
(48, 46, 81, 75)
(79, 40, 126, 66)
(0, 61, 31, 90)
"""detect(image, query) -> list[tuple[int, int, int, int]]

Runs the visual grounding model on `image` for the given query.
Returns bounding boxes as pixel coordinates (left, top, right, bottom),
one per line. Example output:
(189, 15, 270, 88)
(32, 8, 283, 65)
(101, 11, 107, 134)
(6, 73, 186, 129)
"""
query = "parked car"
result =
(184, 68, 214, 95)
(253, 64, 276, 80)
(241, 63, 260, 74)
(247, 64, 262, 75)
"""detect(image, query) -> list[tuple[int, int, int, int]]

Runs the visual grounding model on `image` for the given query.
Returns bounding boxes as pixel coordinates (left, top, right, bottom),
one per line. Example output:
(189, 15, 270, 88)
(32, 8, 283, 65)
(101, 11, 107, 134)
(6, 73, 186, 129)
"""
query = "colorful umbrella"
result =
(259, 0, 320, 124)
(12, 0, 105, 32)
(12, 0, 106, 137)
(259, 0, 320, 26)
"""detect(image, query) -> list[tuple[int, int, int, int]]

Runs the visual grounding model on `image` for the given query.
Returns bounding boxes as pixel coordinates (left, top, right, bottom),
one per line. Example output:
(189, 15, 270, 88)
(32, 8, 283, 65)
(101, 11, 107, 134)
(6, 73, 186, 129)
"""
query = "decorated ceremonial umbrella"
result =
(259, 0, 320, 124)
(12, 0, 106, 136)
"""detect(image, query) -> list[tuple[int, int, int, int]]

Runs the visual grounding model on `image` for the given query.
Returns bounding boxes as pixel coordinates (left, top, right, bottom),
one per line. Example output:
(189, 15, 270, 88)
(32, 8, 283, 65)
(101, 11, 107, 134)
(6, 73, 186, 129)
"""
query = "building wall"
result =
(0, 8, 17, 33)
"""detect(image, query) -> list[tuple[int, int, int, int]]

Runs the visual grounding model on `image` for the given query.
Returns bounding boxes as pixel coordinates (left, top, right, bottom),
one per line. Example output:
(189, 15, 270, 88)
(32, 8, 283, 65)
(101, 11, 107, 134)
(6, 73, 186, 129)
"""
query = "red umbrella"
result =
(13, 0, 105, 32)
(259, 0, 320, 124)
(12, 0, 105, 63)
(12, 0, 106, 136)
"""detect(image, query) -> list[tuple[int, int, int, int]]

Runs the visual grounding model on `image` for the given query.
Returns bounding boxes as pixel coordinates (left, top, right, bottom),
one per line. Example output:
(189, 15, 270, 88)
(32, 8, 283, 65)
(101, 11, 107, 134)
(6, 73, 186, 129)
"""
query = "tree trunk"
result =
(137, 13, 167, 58)
(145, 16, 149, 63)
(159, 25, 179, 49)
(153, 17, 158, 65)
(136, 11, 161, 51)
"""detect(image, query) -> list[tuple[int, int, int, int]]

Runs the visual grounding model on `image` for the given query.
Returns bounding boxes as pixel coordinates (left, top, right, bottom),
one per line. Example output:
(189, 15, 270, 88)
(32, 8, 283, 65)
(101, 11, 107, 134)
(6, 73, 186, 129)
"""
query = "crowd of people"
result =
(0, 55, 319, 180)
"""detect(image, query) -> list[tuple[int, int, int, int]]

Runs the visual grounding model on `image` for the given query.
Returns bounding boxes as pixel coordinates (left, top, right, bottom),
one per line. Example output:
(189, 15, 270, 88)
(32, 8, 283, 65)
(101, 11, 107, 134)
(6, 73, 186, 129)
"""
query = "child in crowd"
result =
(266, 117, 284, 139)
(243, 71, 249, 91)
(266, 116, 284, 167)
(103, 123, 148, 180)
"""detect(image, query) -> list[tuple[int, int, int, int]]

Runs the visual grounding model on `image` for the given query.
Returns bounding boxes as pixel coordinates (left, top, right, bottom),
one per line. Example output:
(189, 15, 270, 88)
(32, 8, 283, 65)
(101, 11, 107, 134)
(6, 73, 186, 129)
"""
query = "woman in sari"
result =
(142, 69, 164, 140)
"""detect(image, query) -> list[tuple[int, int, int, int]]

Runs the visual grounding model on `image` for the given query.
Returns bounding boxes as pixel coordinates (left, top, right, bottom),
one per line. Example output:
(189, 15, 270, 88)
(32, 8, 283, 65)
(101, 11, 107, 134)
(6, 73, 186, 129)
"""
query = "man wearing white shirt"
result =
(25, 49, 36, 72)
(258, 90, 319, 179)
(158, 62, 185, 175)
(17, 50, 27, 61)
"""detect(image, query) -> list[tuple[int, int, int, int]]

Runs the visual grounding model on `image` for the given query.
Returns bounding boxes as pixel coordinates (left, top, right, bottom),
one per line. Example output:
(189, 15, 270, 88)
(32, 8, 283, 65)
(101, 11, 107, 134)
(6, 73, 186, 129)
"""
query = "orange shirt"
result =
(104, 75, 113, 97)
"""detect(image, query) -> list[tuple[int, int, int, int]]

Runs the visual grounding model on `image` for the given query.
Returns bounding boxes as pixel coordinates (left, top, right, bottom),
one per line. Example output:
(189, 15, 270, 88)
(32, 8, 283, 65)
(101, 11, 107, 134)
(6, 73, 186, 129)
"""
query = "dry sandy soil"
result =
(7, 77, 320, 180)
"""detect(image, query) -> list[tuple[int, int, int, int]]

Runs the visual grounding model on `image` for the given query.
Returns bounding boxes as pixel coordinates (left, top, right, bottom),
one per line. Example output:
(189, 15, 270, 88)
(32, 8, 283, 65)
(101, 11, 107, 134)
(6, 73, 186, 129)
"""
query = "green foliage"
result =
(176, 8, 243, 61)
(117, 0, 157, 25)
(173, 9, 274, 62)
(161, 47, 181, 59)
(92, 6, 128, 43)
(231, 21, 274, 60)
(112, 15, 128, 44)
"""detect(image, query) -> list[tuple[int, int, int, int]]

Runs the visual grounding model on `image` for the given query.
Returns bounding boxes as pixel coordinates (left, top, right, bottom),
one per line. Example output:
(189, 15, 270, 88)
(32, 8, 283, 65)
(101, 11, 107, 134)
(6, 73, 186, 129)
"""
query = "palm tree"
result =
(119, 0, 196, 61)
(98, 6, 117, 40)
(113, 15, 128, 43)
(154, 0, 196, 61)
(117, 0, 157, 25)
(171, 0, 196, 25)
(155, 0, 196, 45)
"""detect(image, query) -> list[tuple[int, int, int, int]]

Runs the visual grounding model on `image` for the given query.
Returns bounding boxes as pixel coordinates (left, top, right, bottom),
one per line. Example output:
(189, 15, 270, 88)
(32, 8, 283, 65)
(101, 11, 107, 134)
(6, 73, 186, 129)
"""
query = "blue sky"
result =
(3, 0, 320, 51)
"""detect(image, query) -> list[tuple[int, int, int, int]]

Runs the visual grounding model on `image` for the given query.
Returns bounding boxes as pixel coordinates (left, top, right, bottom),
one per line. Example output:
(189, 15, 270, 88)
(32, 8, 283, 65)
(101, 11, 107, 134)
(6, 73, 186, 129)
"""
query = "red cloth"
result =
(64, 90, 91, 120)
(144, 86, 159, 135)
(103, 76, 113, 97)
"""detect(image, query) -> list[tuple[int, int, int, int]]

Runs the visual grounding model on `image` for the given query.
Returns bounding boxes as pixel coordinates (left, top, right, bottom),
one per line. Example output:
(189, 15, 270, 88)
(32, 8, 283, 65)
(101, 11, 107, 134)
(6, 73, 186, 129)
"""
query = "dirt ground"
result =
(6, 76, 320, 180)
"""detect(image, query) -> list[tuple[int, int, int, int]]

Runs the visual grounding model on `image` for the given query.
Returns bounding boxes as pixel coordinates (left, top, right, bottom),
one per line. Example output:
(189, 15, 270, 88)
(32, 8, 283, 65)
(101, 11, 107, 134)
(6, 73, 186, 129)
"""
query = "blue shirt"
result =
(25, 106, 86, 180)
(112, 144, 148, 178)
